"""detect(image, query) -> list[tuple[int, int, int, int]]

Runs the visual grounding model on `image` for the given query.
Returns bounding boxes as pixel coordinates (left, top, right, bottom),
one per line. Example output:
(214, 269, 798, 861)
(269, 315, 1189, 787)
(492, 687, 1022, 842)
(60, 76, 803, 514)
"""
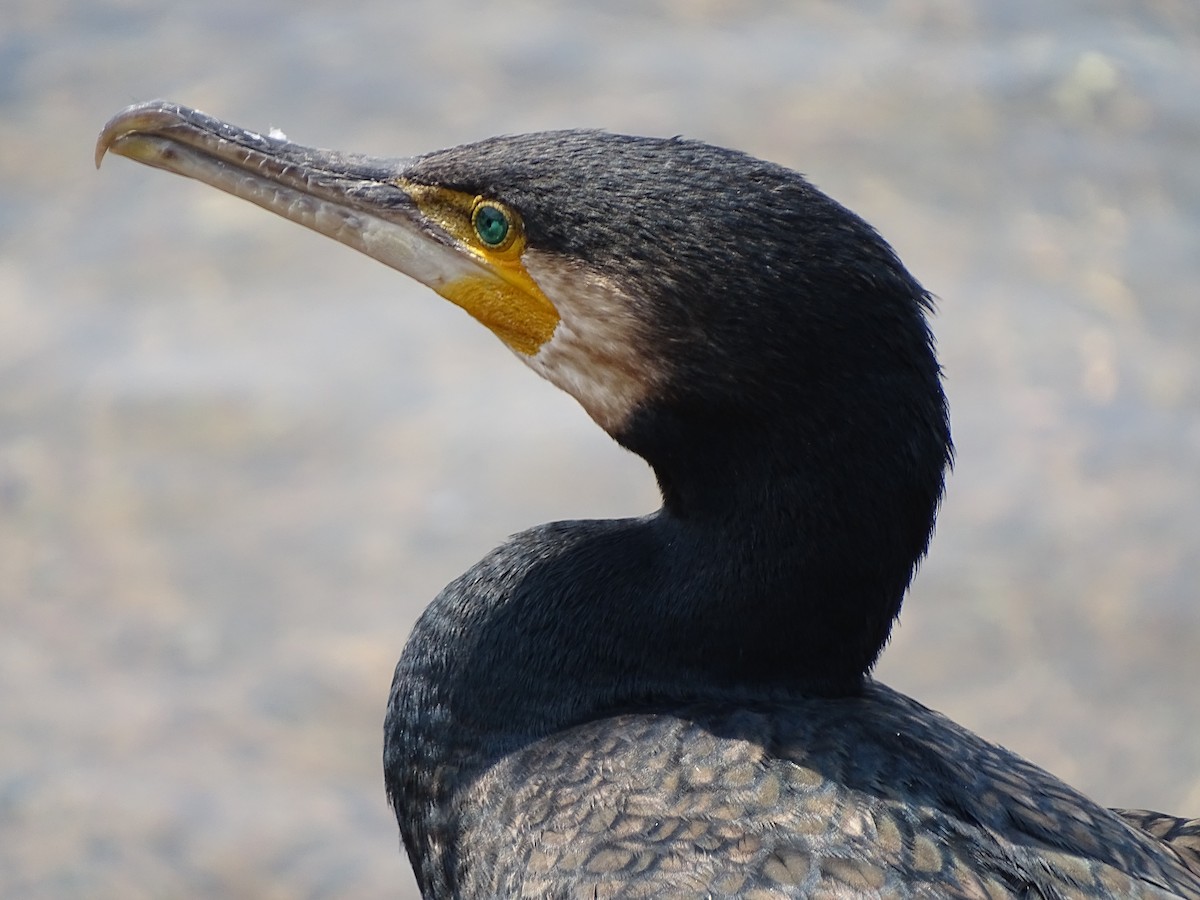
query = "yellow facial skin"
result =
(401, 183, 560, 356)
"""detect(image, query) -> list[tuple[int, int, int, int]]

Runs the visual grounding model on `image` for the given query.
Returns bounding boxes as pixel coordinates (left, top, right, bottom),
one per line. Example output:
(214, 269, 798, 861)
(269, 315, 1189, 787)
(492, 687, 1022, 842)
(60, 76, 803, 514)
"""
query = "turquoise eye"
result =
(473, 203, 511, 247)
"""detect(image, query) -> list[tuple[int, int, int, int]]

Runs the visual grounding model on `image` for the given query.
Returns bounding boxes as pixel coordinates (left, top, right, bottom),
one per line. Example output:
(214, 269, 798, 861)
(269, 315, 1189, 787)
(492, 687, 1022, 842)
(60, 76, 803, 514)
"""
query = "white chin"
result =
(521, 250, 660, 435)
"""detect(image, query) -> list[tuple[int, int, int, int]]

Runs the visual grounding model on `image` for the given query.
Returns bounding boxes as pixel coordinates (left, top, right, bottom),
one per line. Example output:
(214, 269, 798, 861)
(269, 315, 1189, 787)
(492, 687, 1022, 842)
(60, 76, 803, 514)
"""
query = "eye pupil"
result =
(474, 204, 510, 247)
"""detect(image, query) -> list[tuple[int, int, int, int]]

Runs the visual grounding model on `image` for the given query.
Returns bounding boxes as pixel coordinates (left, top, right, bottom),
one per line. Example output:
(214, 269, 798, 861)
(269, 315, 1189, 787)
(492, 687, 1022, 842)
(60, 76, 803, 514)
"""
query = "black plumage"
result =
(96, 102, 1200, 899)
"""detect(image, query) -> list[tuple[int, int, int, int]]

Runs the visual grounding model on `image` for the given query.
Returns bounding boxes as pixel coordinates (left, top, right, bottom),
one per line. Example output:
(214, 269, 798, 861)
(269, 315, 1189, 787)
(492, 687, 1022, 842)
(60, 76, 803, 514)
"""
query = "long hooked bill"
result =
(96, 100, 559, 355)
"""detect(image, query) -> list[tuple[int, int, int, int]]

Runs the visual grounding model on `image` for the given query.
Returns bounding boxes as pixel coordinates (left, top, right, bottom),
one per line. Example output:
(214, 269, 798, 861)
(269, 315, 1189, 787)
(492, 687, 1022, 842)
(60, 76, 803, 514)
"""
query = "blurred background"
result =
(2, 0, 1198, 896)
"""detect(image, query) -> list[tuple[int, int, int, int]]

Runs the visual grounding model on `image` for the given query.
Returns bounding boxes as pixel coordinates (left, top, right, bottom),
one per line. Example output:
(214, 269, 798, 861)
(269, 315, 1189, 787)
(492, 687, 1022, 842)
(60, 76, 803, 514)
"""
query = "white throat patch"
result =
(520, 250, 663, 435)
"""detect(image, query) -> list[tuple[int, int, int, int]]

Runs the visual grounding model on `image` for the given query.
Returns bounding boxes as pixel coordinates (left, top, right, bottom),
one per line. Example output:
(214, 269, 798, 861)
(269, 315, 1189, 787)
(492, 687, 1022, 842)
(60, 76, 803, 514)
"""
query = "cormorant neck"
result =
(613, 363, 949, 687)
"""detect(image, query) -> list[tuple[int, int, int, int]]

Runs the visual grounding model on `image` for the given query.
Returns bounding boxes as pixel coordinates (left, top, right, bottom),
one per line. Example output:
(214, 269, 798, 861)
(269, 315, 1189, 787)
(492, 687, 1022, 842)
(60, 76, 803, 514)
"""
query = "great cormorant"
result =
(97, 101, 1200, 898)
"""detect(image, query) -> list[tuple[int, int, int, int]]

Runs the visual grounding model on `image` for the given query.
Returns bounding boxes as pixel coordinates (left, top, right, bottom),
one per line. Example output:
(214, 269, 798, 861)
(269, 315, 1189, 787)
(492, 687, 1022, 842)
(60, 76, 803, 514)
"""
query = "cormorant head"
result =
(98, 102, 951, 680)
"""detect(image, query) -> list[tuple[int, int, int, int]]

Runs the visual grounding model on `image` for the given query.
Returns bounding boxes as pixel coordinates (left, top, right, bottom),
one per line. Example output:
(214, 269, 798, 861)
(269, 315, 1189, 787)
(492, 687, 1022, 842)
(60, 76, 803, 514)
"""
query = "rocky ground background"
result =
(2, 1, 1198, 896)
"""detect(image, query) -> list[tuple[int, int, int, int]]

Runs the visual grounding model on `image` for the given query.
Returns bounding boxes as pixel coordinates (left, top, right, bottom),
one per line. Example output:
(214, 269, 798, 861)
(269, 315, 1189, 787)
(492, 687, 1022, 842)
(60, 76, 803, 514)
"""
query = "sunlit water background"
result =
(2, 1, 1198, 896)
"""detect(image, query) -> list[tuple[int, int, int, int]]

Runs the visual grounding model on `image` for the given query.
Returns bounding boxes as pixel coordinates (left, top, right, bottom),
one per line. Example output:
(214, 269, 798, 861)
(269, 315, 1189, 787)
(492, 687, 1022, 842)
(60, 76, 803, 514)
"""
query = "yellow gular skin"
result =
(401, 182, 560, 356)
